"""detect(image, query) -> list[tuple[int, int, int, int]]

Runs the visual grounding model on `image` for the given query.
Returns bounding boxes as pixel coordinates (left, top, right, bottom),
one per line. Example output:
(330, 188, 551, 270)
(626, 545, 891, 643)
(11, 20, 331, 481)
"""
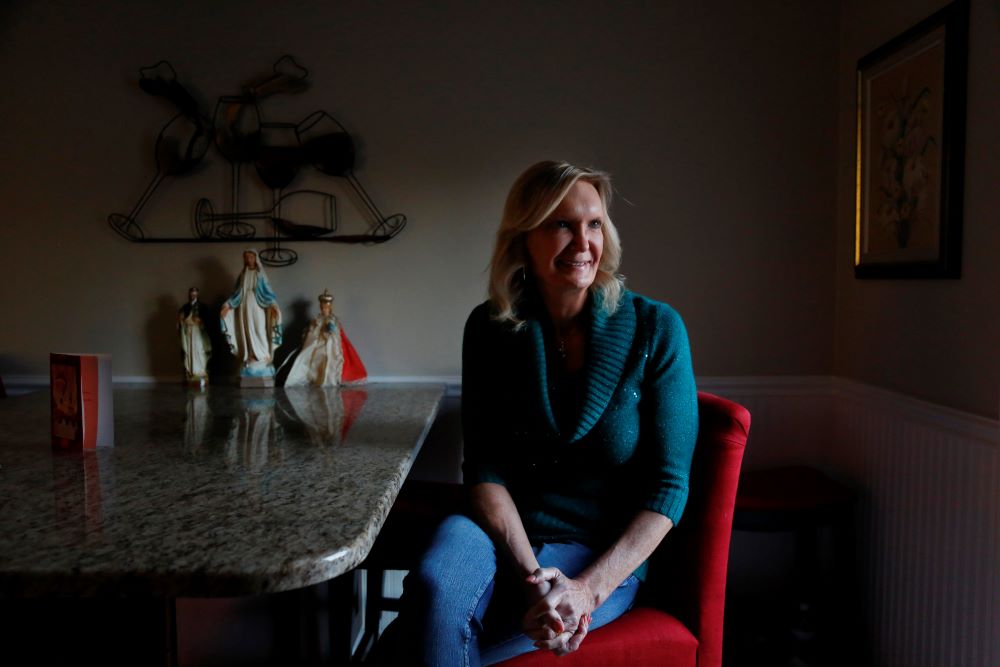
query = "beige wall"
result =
(833, 0, 1000, 418)
(1, 1, 836, 385)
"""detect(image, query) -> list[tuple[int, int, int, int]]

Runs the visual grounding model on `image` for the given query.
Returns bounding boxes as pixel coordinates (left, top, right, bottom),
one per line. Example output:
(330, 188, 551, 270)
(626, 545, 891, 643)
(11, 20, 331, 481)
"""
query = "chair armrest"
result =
(644, 392, 750, 667)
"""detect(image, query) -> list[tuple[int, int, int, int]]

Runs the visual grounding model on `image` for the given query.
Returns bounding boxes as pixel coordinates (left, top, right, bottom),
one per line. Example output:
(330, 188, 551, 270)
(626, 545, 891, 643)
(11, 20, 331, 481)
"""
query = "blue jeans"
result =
(384, 514, 640, 667)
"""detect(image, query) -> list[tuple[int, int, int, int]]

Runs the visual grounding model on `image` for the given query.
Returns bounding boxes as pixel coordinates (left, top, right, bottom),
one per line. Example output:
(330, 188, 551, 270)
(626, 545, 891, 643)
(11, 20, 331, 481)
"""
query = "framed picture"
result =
(855, 0, 968, 279)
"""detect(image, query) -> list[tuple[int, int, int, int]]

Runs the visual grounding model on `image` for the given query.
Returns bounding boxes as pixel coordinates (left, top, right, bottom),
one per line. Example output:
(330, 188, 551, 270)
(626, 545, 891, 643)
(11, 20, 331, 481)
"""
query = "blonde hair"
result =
(487, 160, 623, 327)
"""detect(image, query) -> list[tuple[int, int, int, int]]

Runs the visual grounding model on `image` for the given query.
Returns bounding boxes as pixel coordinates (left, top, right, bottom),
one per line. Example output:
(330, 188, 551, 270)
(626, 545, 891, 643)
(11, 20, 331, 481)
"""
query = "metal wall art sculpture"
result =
(108, 56, 407, 267)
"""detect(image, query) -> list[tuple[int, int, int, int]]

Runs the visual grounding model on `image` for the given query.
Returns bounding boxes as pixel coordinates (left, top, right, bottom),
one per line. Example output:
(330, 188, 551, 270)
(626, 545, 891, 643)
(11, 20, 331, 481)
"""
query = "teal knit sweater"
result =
(461, 290, 699, 572)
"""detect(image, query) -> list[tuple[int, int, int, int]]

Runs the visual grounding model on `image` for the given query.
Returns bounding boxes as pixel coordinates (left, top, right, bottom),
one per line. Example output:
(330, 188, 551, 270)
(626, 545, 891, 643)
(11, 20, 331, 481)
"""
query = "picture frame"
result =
(855, 0, 968, 279)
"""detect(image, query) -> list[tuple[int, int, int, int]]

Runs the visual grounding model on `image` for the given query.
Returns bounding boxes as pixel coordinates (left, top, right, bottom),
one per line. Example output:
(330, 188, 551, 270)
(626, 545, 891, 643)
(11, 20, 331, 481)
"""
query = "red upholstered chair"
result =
(495, 392, 750, 667)
(359, 392, 750, 667)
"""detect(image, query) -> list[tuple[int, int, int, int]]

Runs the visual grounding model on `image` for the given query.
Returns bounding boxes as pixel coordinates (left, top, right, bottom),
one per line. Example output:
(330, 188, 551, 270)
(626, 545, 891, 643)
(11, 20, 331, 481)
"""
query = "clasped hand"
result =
(521, 567, 595, 656)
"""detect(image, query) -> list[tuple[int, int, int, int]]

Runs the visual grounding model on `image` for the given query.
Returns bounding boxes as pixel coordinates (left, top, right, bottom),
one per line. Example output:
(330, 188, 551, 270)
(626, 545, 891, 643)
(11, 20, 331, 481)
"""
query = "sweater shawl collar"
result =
(522, 290, 636, 443)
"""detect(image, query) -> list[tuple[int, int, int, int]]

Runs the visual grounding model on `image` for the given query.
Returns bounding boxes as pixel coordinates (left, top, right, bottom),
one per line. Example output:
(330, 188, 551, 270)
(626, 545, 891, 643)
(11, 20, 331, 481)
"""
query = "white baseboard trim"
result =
(5, 375, 50, 386)
(366, 376, 463, 396)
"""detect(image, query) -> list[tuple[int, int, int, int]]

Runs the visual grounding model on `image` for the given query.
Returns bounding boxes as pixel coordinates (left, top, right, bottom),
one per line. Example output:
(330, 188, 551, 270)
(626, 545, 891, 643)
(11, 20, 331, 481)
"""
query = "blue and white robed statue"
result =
(220, 249, 283, 387)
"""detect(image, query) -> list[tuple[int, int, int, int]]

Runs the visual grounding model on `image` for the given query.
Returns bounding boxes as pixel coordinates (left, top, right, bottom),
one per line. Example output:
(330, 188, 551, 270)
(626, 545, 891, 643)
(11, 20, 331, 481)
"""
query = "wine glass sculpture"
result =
(194, 190, 337, 247)
(108, 113, 211, 240)
(296, 110, 406, 239)
(255, 122, 303, 266)
(108, 62, 211, 240)
(110, 56, 406, 266)
(212, 95, 261, 238)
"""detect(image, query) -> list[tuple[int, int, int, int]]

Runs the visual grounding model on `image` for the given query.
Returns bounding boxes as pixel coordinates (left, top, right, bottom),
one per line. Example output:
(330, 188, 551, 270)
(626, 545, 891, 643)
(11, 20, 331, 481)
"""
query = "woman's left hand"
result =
(522, 567, 596, 655)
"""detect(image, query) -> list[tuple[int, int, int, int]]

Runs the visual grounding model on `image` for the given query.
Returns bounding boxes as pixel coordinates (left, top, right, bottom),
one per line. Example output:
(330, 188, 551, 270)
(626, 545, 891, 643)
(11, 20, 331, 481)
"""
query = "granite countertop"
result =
(0, 383, 444, 598)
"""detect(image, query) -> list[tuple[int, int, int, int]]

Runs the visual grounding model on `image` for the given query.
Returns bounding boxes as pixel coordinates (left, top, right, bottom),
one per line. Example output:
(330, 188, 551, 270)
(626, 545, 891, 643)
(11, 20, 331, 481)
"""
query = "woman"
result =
(387, 161, 698, 665)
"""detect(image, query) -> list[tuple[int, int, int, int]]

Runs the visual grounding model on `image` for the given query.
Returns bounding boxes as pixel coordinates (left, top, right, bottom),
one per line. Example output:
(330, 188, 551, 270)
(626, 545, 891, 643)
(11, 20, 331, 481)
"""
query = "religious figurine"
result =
(284, 289, 367, 387)
(178, 287, 211, 386)
(220, 249, 283, 387)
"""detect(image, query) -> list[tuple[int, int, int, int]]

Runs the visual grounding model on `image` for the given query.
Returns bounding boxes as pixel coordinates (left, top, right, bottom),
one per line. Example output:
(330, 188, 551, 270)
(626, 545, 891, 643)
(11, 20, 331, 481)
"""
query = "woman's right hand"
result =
(523, 608, 591, 655)
(522, 568, 596, 654)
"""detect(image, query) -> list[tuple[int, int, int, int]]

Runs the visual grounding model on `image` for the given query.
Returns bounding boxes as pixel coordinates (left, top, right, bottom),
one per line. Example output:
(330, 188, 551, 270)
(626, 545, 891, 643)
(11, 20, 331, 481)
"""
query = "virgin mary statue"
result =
(221, 249, 283, 386)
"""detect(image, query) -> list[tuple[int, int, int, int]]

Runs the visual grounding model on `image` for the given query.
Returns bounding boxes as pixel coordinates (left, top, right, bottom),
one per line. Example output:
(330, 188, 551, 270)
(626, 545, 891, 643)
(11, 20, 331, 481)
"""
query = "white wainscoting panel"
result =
(829, 380, 999, 667)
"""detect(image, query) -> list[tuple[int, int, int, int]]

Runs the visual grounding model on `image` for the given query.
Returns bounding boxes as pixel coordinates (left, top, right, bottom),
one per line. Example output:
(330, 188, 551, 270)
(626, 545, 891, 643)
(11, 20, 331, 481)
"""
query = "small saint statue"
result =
(178, 286, 211, 386)
(220, 249, 283, 387)
(285, 289, 367, 387)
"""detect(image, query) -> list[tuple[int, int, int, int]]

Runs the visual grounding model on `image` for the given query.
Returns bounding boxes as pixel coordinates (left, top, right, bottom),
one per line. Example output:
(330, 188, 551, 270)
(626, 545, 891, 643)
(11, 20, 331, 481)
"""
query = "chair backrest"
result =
(643, 391, 750, 667)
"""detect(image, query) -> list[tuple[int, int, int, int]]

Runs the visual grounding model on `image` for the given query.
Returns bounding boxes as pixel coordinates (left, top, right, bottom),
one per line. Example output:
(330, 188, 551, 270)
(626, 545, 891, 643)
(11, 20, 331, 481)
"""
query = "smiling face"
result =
(524, 180, 605, 298)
